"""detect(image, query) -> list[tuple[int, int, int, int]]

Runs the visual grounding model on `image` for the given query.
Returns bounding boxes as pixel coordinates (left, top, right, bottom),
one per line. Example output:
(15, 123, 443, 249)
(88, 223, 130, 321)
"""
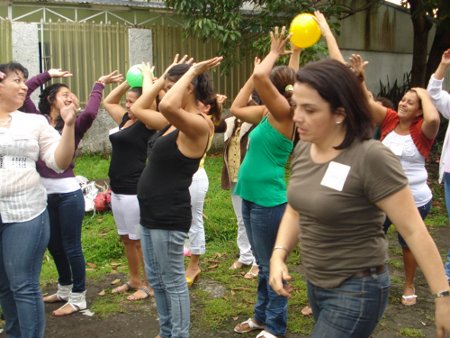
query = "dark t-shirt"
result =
(137, 126, 201, 232)
(108, 114, 156, 195)
(288, 139, 408, 288)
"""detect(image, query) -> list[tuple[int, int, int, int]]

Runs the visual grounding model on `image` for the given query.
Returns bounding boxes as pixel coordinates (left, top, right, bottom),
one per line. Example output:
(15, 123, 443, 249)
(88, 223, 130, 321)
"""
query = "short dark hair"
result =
(296, 59, 373, 149)
(0, 62, 29, 80)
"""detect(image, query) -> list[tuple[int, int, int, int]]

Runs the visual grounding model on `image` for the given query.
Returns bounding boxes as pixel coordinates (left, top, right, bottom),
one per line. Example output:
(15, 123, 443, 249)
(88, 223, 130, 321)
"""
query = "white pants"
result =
(187, 168, 208, 255)
(111, 192, 141, 240)
(231, 183, 255, 265)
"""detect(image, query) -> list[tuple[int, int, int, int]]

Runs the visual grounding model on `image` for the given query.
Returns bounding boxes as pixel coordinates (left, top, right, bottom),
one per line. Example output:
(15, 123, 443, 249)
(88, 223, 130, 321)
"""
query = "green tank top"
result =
(234, 115, 293, 207)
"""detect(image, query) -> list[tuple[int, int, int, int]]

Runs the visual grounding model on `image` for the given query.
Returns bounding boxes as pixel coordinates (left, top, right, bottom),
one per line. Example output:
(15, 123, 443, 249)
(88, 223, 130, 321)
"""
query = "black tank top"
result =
(137, 125, 203, 232)
(108, 114, 156, 194)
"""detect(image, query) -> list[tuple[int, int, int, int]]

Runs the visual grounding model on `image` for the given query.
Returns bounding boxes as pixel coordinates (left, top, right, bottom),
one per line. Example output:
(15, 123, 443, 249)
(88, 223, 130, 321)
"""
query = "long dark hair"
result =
(38, 83, 69, 132)
(165, 64, 215, 104)
(296, 59, 373, 149)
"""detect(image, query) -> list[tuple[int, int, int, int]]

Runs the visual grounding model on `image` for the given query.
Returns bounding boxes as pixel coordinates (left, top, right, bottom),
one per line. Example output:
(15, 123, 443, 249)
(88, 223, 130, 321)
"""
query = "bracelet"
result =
(435, 290, 450, 298)
(273, 245, 289, 254)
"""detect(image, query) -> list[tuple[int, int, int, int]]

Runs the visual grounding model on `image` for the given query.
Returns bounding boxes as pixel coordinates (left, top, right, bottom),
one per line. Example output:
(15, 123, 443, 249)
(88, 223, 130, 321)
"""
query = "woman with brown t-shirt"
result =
(269, 59, 450, 337)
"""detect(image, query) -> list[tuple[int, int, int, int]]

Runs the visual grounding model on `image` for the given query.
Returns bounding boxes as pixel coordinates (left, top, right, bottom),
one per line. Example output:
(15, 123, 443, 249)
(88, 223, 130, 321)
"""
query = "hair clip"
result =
(285, 84, 294, 92)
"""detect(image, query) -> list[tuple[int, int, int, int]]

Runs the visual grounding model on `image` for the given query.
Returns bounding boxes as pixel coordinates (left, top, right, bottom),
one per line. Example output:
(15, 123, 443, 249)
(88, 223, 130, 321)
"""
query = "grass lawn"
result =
(37, 152, 449, 337)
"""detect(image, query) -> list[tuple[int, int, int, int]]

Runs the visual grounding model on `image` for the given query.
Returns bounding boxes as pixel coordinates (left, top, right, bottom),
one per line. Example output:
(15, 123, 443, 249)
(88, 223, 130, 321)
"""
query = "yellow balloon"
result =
(289, 13, 321, 48)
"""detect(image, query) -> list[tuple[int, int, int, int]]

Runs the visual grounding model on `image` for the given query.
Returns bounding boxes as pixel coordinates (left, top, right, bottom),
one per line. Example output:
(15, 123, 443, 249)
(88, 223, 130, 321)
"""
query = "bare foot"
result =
(43, 294, 67, 303)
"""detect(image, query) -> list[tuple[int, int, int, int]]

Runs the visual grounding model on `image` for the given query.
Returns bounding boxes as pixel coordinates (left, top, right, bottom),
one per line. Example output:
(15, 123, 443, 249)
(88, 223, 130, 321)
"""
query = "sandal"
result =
(244, 265, 259, 279)
(256, 330, 282, 338)
(234, 318, 265, 334)
(127, 286, 154, 301)
(43, 283, 72, 303)
(186, 273, 200, 287)
(230, 260, 244, 270)
(111, 282, 137, 294)
(401, 294, 417, 306)
(52, 291, 86, 317)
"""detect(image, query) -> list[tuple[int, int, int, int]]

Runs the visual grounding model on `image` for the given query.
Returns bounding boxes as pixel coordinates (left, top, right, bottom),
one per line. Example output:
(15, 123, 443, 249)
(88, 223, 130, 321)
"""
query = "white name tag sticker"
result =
(320, 161, 351, 191)
(109, 127, 120, 135)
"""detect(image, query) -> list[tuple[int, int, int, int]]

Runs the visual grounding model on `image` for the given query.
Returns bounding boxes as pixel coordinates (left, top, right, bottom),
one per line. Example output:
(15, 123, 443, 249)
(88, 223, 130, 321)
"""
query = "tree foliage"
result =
(164, 0, 379, 70)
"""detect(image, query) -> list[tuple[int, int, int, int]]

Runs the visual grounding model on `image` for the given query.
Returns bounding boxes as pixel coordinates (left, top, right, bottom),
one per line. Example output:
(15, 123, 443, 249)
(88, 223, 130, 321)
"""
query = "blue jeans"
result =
(242, 200, 288, 337)
(141, 227, 190, 338)
(383, 199, 431, 247)
(47, 189, 86, 292)
(0, 210, 50, 338)
(308, 267, 390, 338)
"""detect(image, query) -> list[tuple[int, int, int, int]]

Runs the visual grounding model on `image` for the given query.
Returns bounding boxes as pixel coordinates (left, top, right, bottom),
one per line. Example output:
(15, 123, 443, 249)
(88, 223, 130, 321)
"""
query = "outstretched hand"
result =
(48, 68, 73, 78)
(269, 26, 292, 56)
(347, 54, 368, 82)
(98, 70, 123, 85)
(162, 54, 194, 77)
(314, 10, 333, 37)
(190, 56, 223, 76)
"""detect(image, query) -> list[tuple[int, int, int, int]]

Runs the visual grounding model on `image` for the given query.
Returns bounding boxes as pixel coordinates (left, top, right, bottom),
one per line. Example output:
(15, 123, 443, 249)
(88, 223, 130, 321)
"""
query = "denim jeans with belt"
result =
(0, 210, 50, 338)
(242, 199, 288, 337)
(47, 189, 86, 292)
(141, 227, 190, 338)
(308, 267, 390, 338)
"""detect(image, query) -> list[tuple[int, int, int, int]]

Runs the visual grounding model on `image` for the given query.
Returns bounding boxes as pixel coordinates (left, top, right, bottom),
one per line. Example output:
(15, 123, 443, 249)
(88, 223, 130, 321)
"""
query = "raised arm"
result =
(253, 27, 292, 122)
(427, 49, 450, 118)
(158, 57, 221, 140)
(103, 81, 130, 124)
(230, 66, 266, 124)
(76, 70, 123, 135)
(314, 11, 345, 64)
(54, 103, 77, 170)
(413, 87, 440, 140)
(288, 45, 301, 72)
(376, 187, 450, 337)
(348, 54, 387, 125)
(22, 68, 72, 114)
(129, 63, 168, 130)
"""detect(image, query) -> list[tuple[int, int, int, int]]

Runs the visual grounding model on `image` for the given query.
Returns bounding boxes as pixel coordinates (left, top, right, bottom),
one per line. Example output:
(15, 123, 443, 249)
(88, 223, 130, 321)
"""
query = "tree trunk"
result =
(425, 0, 450, 82)
(408, 0, 433, 87)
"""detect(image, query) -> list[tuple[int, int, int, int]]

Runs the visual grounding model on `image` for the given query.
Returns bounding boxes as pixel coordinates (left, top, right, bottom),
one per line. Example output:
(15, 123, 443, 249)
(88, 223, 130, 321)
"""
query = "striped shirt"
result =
(0, 111, 62, 222)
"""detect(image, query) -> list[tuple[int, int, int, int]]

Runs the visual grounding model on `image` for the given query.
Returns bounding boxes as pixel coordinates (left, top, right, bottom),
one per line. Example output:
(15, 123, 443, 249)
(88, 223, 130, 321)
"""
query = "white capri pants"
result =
(187, 167, 209, 255)
(111, 192, 141, 240)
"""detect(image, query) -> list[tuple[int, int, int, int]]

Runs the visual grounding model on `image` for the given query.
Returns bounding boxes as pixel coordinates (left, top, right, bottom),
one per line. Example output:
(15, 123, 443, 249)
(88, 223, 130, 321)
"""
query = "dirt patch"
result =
(0, 226, 448, 338)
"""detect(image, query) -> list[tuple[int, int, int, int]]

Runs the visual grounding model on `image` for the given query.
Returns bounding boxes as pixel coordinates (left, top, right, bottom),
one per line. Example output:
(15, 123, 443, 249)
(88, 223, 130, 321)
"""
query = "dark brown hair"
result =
(296, 59, 373, 149)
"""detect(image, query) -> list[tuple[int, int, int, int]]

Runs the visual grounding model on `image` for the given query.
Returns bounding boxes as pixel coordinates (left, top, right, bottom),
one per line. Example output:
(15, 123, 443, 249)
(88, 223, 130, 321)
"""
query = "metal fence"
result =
(0, 19, 12, 63)
(40, 20, 129, 103)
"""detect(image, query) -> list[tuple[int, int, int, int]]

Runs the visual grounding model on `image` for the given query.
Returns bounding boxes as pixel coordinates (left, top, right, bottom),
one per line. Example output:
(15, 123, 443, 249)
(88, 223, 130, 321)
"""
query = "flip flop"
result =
(234, 318, 265, 333)
(127, 286, 154, 301)
(111, 282, 137, 294)
(244, 265, 259, 279)
(401, 294, 417, 306)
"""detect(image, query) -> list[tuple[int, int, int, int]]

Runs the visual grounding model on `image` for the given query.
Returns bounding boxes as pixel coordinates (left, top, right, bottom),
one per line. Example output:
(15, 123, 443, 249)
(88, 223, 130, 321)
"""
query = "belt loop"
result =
(370, 267, 378, 279)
